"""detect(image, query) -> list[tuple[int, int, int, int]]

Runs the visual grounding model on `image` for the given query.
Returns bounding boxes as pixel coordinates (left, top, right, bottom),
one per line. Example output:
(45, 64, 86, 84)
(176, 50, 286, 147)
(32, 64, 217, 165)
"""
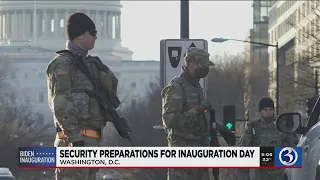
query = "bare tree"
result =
(0, 55, 14, 104)
(99, 53, 270, 179)
(244, 56, 269, 121)
(207, 54, 249, 180)
(0, 55, 54, 179)
(99, 81, 166, 180)
(0, 105, 54, 178)
(100, 54, 251, 180)
(207, 53, 246, 121)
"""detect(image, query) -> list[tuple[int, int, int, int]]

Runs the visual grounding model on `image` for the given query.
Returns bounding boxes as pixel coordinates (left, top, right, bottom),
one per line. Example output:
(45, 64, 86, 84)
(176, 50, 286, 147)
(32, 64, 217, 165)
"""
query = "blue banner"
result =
(19, 147, 56, 168)
(274, 147, 302, 167)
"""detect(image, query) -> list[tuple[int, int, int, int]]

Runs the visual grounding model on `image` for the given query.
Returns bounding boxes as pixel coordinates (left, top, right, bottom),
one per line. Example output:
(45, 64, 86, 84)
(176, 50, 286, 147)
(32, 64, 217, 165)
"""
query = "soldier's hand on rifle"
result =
(198, 101, 212, 112)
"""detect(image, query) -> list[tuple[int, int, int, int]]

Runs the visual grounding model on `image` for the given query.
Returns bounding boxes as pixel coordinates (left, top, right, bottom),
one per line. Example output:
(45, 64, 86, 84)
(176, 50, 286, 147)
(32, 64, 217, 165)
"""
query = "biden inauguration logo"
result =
(274, 147, 302, 167)
(19, 147, 56, 167)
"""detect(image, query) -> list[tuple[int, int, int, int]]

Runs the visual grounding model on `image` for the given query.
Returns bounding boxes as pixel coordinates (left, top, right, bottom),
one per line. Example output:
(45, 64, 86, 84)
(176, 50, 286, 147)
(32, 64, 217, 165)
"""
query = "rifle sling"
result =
(58, 50, 99, 92)
(71, 88, 108, 110)
(57, 51, 132, 143)
(58, 50, 109, 111)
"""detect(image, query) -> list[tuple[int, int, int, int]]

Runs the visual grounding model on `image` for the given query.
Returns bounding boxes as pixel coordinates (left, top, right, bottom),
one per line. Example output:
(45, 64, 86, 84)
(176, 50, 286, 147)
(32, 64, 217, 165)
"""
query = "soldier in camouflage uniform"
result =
(161, 47, 214, 180)
(239, 97, 298, 180)
(46, 13, 118, 180)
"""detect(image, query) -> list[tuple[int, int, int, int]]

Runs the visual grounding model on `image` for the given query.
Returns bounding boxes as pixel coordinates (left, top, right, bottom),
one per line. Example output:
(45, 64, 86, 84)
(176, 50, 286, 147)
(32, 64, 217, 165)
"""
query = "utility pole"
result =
(180, 0, 189, 39)
(276, 42, 279, 116)
(315, 70, 318, 96)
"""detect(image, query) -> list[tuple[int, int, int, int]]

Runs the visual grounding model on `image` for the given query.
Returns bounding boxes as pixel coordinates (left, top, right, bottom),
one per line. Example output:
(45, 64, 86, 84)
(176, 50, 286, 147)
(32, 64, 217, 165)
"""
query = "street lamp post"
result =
(180, 0, 189, 39)
(211, 37, 280, 116)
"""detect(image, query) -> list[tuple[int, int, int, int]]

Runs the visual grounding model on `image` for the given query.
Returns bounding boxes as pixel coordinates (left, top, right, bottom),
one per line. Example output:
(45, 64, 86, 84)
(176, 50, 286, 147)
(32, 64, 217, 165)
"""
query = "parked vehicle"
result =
(0, 168, 15, 180)
(275, 96, 320, 180)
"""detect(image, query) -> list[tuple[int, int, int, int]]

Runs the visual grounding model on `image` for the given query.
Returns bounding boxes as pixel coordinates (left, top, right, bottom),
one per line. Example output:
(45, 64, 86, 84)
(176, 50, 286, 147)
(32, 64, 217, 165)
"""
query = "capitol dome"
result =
(0, 0, 133, 60)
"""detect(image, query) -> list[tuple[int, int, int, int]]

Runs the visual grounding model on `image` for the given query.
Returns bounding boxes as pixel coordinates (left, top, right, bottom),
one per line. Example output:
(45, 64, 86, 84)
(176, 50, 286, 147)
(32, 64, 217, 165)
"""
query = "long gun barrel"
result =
(68, 52, 133, 145)
(76, 88, 133, 145)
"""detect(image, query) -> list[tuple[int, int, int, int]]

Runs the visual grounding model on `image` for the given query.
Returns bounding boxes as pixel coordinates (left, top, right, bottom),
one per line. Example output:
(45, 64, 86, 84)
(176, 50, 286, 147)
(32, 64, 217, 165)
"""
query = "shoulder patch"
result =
(47, 55, 72, 75)
(161, 80, 182, 98)
(56, 65, 69, 75)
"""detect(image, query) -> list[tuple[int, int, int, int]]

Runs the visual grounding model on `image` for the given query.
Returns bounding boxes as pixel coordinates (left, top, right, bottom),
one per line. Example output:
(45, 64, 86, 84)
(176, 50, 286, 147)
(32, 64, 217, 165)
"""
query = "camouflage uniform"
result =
(161, 48, 214, 180)
(239, 117, 298, 180)
(47, 48, 119, 180)
(46, 12, 119, 180)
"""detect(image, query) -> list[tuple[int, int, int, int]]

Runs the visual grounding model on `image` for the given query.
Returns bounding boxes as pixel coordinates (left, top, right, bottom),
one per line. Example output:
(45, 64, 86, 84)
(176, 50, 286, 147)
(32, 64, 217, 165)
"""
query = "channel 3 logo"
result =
(275, 147, 302, 167)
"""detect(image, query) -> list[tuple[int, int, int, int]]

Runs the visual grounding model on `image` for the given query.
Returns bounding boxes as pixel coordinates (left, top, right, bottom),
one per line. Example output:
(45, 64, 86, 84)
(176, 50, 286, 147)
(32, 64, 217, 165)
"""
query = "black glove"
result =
(72, 140, 85, 147)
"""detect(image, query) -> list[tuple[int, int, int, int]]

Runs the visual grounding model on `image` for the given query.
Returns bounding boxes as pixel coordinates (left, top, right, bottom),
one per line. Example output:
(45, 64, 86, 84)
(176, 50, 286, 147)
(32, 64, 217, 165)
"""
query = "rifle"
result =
(209, 109, 220, 147)
(80, 89, 132, 145)
(209, 109, 220, 180)
(251, 124, 256, 146)
(59, 50, 133, 145)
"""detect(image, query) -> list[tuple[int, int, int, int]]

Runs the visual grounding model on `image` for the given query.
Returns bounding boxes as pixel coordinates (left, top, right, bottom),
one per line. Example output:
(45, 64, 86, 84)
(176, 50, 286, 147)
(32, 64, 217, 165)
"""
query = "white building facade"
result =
(0, 1, 133, 60)
(0, 1, 160, 121)
(268, 1, 320, 112)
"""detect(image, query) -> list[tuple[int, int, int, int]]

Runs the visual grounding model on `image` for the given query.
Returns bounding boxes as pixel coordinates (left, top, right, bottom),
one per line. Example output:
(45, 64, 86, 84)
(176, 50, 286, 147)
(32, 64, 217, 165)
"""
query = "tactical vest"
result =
(169, 76, 211, 139)
(53, 50, 119, 129)
(251, 119, 285, 147)
(56, 50, 119, 102)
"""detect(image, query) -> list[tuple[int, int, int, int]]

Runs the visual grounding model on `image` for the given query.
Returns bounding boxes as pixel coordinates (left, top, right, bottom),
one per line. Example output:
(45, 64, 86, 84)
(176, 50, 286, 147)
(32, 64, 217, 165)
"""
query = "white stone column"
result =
(10, 11, 14, 38)
(6, 12, 11, 38)
(54, 9, 59, 36)
(2, 13, 4, 39)
(22, 10, 26, 39)
(107, 11, 113, 39)
(65, 10, 69, 24)
(116, 12, 121, 39)
(17, 12, 20, 38)
(33, 9, 38, 38)
(1, 13, 4, 38)
(2, 13, 4, 38)
(59, 11, 65, 36)
(64, 10, 69, 38)
(43, 10, 49, 37)
(17, 12, 21, 38)
(4, 12, 8, 38)
(90, 11, 95, 23)
(114, 14, 118, 39)
(11, 11, 18, 39)
(103, 11, 107, 37)
(15, 11, 19, 38)
(0, 12, 2, 38)
(26, 12, 31, 38)
(95, 10, 100, 33)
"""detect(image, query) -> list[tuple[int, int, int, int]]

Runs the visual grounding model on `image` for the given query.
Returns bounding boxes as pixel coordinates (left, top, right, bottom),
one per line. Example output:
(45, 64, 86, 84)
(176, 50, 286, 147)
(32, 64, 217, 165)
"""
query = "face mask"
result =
(194, 67, 209, 78)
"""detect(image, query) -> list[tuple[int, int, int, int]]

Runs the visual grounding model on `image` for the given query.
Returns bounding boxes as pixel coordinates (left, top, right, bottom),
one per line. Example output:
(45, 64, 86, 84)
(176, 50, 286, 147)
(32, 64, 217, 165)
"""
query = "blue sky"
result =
(121, 1, 253, 60)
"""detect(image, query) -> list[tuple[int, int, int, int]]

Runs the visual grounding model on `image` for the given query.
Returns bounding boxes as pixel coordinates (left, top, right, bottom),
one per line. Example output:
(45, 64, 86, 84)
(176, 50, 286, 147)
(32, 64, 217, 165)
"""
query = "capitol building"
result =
(0, 1, 159, 121)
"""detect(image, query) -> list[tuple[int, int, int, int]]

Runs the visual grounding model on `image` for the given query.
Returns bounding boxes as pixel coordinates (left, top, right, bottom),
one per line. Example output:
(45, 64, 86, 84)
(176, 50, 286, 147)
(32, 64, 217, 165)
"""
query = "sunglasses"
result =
(88, 29, 97, 37)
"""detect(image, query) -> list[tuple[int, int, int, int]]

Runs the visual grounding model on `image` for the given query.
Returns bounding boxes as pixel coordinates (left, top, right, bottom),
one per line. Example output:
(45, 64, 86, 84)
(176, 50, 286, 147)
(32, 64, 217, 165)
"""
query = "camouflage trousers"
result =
(54, 134, 101, 180)
(167, 135, 210, 180)
(249, 169, 284, 180)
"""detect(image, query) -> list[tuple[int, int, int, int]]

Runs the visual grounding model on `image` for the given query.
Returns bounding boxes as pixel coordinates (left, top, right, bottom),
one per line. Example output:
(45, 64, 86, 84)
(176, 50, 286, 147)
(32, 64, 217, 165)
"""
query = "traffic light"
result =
(223, 106, 236, 131)
(306, 97, 317, 117)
